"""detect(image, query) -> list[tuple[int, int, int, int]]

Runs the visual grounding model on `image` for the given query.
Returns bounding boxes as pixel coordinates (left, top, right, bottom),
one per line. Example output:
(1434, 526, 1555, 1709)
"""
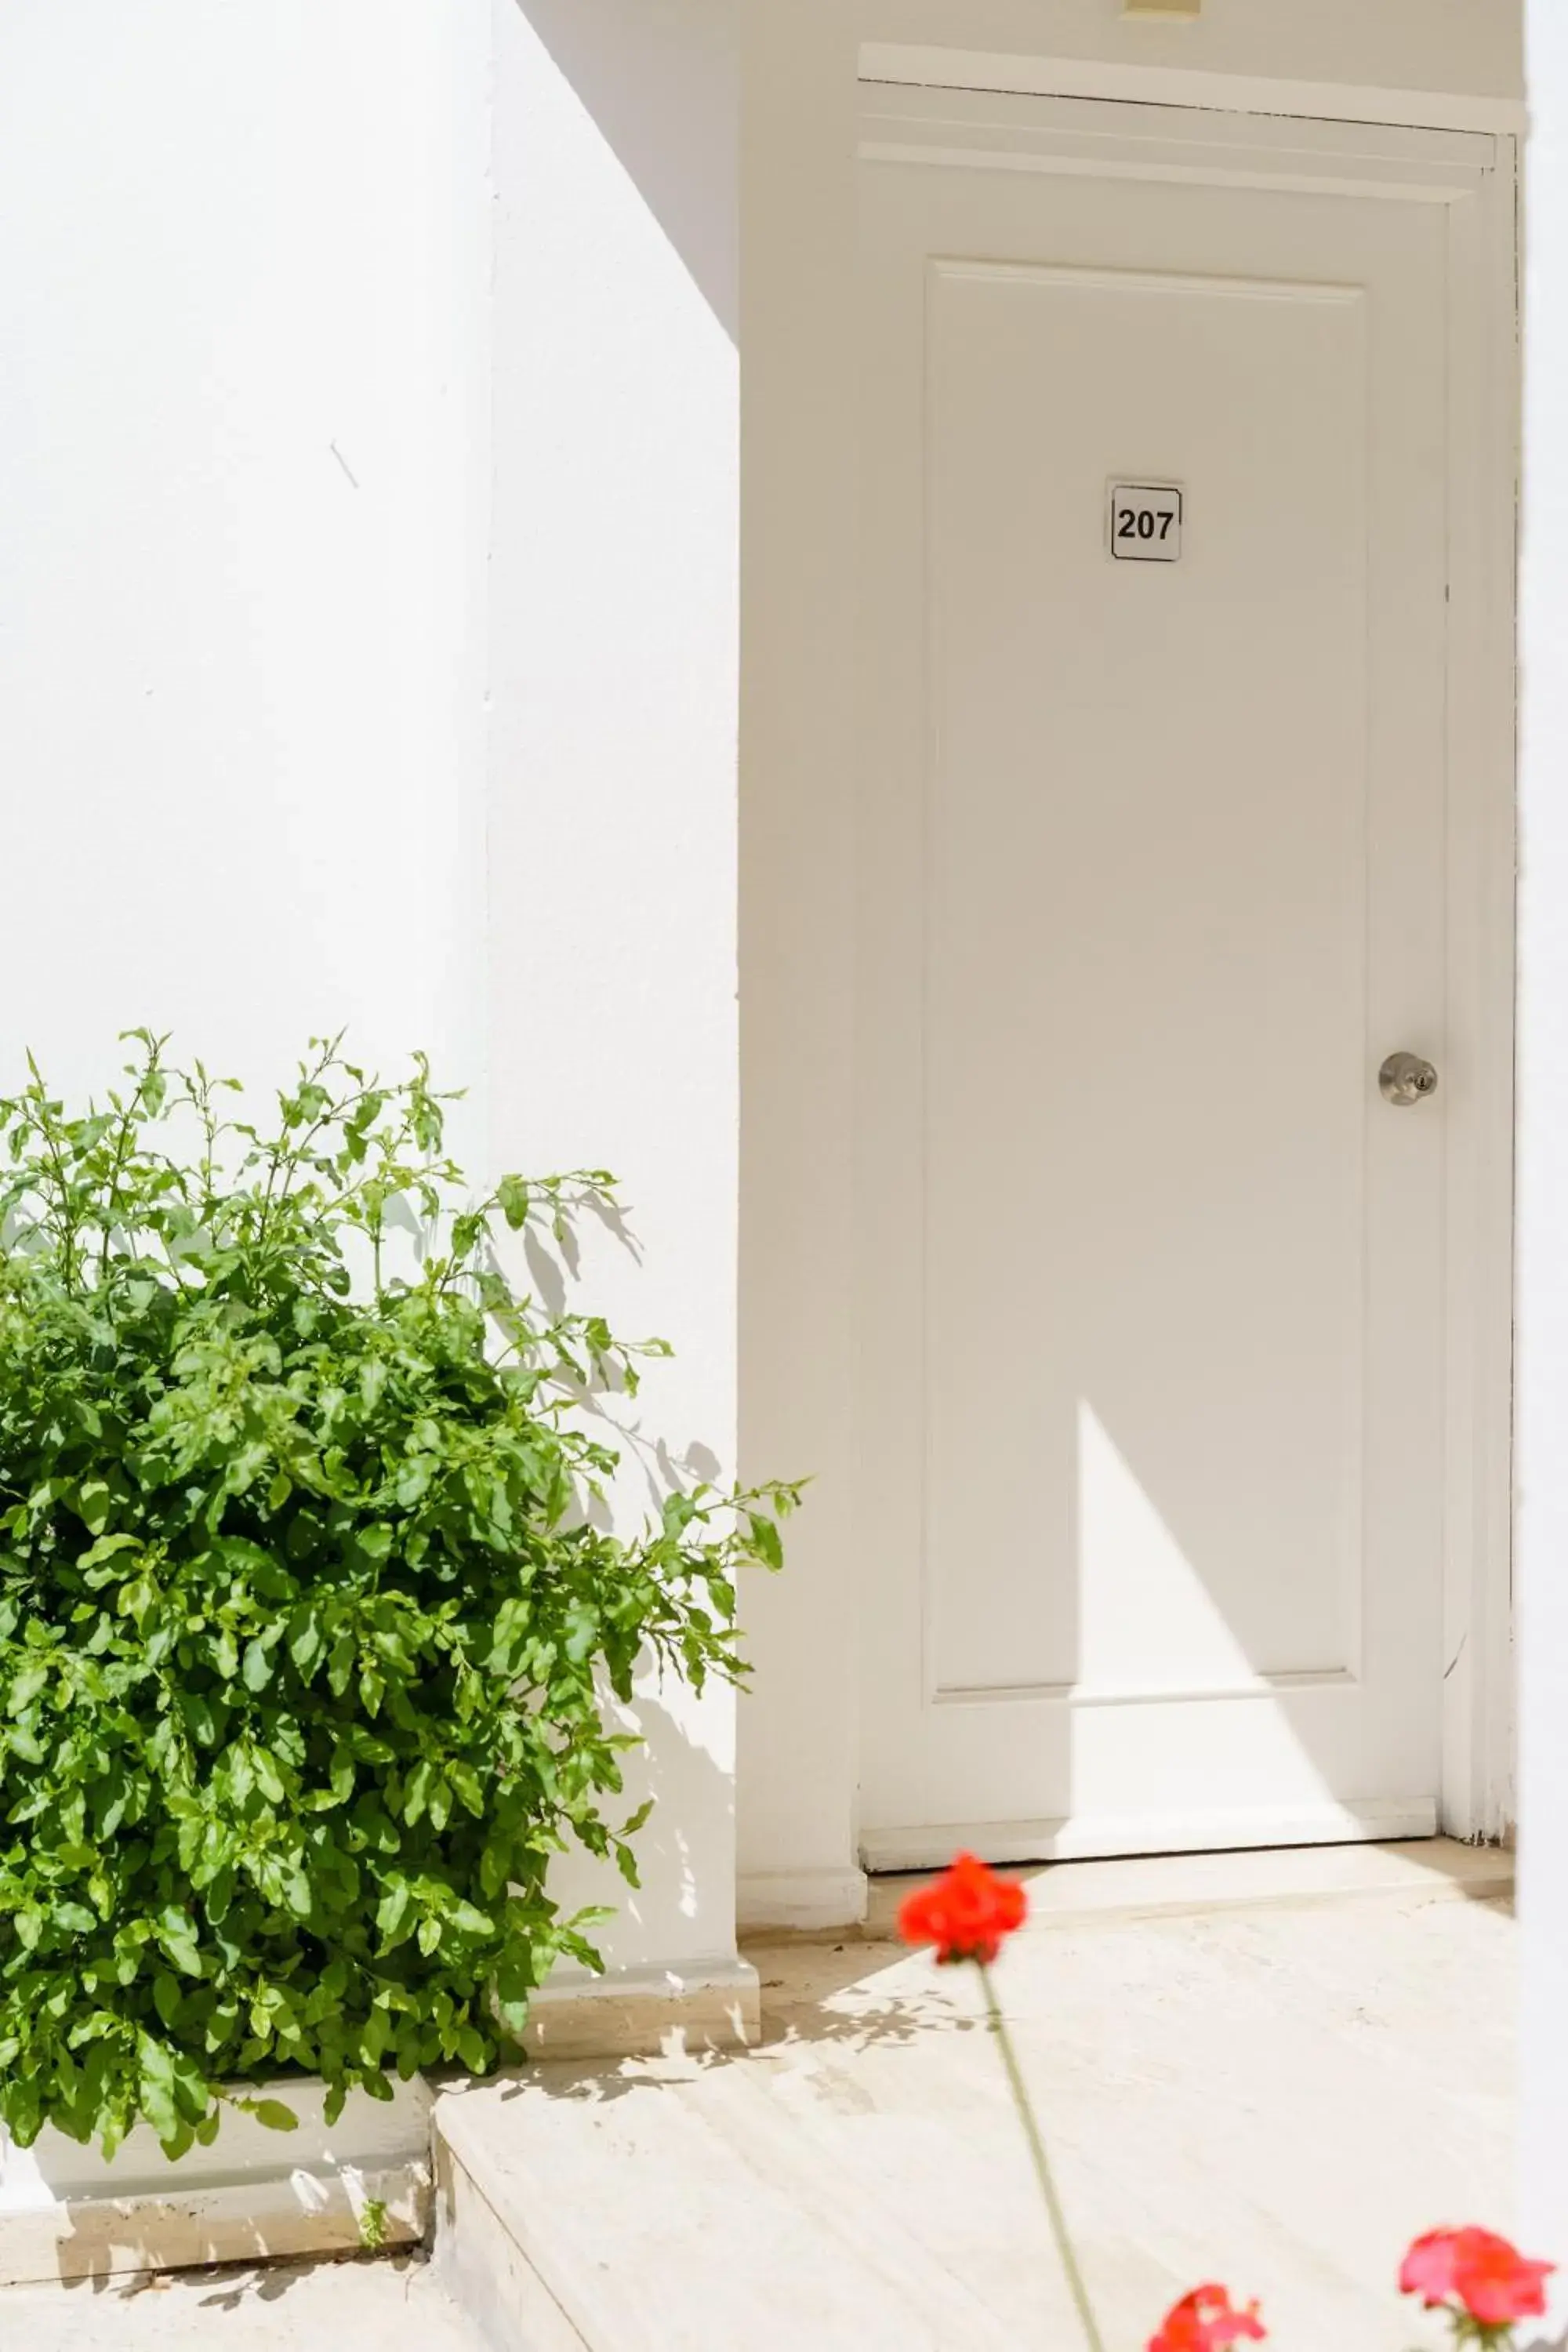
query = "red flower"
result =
(1148, 2284, 1266, 2351)
(1399, 2227, 1555, 2328)
(897, 1852, 1027, 1965)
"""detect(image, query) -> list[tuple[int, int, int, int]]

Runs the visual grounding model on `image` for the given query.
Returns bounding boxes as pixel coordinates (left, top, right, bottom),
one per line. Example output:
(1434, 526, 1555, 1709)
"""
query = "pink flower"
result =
(1399, 2227, 1555, 2328)
(1149, 2284, 1267, 2350)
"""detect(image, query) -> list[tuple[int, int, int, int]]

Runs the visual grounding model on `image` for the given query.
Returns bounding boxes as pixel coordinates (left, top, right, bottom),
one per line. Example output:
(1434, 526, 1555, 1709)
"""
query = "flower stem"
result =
(978, 1961, 1107, 2352)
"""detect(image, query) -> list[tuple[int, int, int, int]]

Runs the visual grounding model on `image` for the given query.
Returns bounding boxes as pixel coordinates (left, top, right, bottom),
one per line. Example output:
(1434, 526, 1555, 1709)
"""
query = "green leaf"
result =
(242, 2098, 300, 2134)
(288, 1609, 325, 1678)
(241, 1639, 274, 1693)
(448, 1901, 495, 1937)
(180, 1690, 219, 1746)
(75, 1479, 113, 1537)
(455, 2026, 489, 2074)
(376, 1882, 413, 1948)
(748, 1513, 785, 1572)
(154, 1907, 203, 1977)
(10, 1661, 50, 1710)
(79, 1533, 139, 1572)
(401, 1761, 434, 1827)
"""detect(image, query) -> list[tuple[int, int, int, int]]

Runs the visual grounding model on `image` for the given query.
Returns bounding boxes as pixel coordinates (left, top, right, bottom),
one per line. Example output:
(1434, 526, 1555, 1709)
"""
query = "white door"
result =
(855, 94, 1494, 1867)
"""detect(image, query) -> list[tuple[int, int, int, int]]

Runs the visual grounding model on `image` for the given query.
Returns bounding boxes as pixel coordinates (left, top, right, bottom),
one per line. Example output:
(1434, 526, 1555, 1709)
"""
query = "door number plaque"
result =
(1109, 482, 1183, 563)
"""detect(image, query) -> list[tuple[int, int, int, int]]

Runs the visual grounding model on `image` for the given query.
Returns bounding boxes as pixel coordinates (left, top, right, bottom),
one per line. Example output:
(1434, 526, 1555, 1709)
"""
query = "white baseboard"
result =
(859, 1798, 1439, 1875)
(736, 1868, 870, 1933)
(524, 1956, 760, 2061)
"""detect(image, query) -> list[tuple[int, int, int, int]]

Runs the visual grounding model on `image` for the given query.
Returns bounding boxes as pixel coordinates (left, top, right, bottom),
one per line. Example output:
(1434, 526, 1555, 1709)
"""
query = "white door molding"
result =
(1436, 137, 1520, 1843)
(859, 45, 1527, 141)
(858, 82, 1501, 203)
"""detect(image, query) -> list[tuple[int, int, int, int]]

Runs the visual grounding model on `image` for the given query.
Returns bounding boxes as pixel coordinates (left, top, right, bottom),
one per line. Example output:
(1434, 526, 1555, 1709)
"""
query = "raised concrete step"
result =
(434, 2053, 1005, 2351)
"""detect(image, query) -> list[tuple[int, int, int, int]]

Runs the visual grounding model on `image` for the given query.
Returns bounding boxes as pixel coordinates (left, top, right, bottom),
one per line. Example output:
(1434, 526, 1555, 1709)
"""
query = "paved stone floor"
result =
(0, 2252, 477, 2348)
(436, 1841, 1520, 2350)
(746, 1845, 1519, 2349)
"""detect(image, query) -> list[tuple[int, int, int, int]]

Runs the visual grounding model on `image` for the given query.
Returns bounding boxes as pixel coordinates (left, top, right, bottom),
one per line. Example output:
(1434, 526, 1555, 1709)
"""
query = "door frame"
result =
(851, 77, 1520, 1848)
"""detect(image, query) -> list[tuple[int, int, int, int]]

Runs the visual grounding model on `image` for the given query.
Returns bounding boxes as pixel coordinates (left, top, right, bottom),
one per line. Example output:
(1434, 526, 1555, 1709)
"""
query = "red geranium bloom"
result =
(897, 1852, 1027, 1965)
(1148, 2284, 1266, 2351)
(1400, 2227, 1555, 2327)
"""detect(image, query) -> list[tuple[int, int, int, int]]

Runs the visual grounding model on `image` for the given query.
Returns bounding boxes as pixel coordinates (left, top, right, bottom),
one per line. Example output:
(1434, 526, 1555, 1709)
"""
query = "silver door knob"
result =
(1379, 1051, 1439, 1106)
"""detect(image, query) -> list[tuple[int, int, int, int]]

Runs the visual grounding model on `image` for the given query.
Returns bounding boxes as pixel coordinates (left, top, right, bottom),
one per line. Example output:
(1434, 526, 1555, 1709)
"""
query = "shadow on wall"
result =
(510, 0, 738, 341)
(586, 1686, 735, 1973)
(509, 1200, 744, 1974)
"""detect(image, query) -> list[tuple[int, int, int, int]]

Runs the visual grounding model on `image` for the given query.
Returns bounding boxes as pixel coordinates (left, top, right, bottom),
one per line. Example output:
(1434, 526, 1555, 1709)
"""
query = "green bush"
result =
(0, 1035, 794, 2157)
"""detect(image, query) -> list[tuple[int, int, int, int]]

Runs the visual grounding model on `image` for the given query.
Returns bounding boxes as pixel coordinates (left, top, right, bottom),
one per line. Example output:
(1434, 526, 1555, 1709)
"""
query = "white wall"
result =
(1518, 0, 1568, 2266)
(735, 0, 866, 1930)
(488, 0, 743, 1976)
(0, 0, 492, 1112)
(0, 0, 746, 1988)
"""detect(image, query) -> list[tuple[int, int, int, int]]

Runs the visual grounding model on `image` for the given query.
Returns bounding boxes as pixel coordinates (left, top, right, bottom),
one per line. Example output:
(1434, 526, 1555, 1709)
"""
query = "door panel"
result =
(856, 111, 1454, 1864)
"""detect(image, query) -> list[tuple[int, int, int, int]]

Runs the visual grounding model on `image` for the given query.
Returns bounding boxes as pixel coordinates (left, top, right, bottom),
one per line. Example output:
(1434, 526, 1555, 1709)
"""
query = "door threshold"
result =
(855, 1835, 1509, 1940)
(859, 1798, 1438, 1874)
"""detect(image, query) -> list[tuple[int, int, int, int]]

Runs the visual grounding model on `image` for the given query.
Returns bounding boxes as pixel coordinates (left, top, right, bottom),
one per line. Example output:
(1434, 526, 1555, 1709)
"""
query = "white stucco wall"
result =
(0, 0, 745, 1988)
(488, 0, 743, 1977)
(0, 1, 492, 1111)
(735, 0, 866, 1930)
(859, 0, 1523, 114)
